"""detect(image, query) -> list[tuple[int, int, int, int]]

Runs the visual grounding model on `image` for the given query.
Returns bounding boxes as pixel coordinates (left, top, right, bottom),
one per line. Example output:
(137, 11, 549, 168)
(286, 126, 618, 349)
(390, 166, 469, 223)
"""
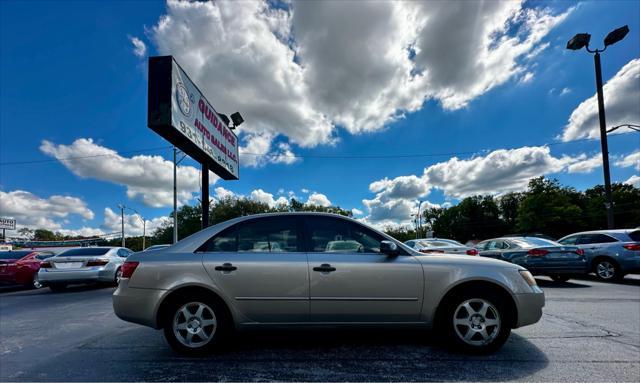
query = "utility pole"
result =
(202, 163, 209, 228)
(118, 204, 125, 247)
(173, 147, 178, 244)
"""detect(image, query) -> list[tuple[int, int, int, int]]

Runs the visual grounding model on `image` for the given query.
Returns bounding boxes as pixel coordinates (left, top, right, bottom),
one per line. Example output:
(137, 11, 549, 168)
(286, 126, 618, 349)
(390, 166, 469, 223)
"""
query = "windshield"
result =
(58, 248, 111, 256)
(0, 251, 32, 260)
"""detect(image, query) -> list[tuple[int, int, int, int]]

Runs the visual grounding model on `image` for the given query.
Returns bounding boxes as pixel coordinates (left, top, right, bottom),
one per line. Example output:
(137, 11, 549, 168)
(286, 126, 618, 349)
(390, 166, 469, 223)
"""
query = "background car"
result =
(0, 250, 56, 289)
(113, 212, 544, 356)
(558, 229, 640, 281)
(38, 247, 133, 291)
(476, 236, 587, 282)
(405, 238, 478, 255)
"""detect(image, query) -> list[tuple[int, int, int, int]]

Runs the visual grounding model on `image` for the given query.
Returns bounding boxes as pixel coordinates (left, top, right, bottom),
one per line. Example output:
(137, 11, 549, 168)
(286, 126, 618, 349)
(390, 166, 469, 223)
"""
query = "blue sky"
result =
(1, 0, 639, 236)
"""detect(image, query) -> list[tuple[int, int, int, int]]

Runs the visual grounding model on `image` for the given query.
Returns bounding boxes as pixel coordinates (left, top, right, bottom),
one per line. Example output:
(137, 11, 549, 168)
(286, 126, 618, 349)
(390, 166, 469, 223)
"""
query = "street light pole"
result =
(593, 51, 615, 229)
(173, 147, 178, 244)
(118, 204, 125, 247)
(566, 25, 629, 230)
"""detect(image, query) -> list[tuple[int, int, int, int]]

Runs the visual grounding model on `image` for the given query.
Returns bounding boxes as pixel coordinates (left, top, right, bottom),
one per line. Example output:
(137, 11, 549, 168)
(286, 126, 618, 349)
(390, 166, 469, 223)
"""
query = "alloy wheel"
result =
(172, 302, 217, 348)
(115, 268, 123, 284)
(32, 274, 42, 289)
(453, 298, 501, 346)
(596, 261, 616, 280)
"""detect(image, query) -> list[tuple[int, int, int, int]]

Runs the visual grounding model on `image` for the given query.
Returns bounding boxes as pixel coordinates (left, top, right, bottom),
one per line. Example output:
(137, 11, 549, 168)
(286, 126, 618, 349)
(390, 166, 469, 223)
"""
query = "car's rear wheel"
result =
(162, 295, 229, 356)
(550, 275, 570, 283)
(440, 290, 511, 354)
(31, 274, 43, 289)
(594, 259, 620, 281)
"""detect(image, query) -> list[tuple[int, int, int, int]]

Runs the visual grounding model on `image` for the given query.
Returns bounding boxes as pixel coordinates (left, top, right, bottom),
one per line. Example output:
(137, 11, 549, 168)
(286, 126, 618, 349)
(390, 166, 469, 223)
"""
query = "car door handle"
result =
(313, 263, 336, 272)
(215, 263, 237, 272)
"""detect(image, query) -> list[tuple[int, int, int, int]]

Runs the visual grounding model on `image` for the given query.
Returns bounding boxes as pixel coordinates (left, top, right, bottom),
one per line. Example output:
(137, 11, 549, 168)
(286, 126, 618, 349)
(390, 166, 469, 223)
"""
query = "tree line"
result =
(12, 177, 639, 251)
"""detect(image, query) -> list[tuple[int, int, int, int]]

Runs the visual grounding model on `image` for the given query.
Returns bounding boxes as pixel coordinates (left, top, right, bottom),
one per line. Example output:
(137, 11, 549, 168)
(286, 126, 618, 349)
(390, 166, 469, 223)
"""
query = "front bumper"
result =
(38, 267, 116, 284)
(112, 279, 167, 329)
(513, 286, 545, 328)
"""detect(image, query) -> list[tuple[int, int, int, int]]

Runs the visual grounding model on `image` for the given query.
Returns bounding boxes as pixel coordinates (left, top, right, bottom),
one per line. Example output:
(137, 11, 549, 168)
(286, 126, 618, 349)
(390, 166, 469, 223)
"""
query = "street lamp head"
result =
(604, 25, 629, 47)
(230, 112, 244, 128)
(566, 33, 591, 50)
(217, 113, 231, 127)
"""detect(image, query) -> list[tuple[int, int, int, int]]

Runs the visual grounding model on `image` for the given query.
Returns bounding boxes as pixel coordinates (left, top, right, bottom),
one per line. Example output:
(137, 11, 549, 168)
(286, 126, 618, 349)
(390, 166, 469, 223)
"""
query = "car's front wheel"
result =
(162, 296, 229, 356)
(440, 290, 511, 353)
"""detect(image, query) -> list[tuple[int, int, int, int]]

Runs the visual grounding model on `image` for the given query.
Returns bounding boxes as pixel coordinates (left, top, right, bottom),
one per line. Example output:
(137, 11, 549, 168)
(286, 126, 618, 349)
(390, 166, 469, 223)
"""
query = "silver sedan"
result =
(39, 247, 133, 291)
(113, 213, 544, 355)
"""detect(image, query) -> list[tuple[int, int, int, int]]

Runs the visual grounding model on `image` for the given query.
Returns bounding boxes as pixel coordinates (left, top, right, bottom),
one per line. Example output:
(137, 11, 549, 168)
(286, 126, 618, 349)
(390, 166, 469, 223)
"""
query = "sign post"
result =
(147, 56, 240, 229)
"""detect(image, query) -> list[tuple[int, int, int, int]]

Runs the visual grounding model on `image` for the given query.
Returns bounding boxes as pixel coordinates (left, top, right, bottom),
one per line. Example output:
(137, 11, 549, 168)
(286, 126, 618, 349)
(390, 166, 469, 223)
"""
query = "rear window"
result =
(626, 231, 640, 242)
(59, 248, 110, 256)
(509, 237, 559, 248)
(0, 251, 32, 259)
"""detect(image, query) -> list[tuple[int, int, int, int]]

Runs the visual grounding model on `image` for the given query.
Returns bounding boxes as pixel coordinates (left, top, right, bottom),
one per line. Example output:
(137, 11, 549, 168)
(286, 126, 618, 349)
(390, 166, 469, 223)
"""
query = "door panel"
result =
(304, 216, 423, 322)
(200, 216, 309, 323)
(202, 252, 309, 322)
(308, 253, 423, 322)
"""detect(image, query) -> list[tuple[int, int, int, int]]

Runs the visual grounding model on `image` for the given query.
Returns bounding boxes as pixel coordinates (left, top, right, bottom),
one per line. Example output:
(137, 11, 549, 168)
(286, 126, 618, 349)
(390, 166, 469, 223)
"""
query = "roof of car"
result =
(561, 229, 638, 236)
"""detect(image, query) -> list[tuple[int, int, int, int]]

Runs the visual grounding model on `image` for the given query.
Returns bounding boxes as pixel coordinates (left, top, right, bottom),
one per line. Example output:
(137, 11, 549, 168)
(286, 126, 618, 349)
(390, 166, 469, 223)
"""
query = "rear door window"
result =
(201, 217, 301, 253)
(626, 231, 640, 242)
(578, 234, 618, 245)
(559, 235, 578, 245)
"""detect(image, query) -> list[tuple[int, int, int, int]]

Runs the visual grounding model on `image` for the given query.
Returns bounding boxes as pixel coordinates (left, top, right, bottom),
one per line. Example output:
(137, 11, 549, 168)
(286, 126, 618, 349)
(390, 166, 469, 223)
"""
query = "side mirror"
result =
(380, 240, 398, 256)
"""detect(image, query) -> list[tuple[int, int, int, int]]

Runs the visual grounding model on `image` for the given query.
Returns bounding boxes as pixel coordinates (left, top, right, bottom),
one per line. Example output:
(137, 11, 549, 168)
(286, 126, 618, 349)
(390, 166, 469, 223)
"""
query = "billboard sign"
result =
(148, 56, 239, 180)
(0, 218, 16, 230)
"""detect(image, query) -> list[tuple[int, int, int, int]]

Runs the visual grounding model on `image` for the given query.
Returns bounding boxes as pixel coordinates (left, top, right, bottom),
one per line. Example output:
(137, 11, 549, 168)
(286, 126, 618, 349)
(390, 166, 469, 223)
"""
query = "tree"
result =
(32, 229, 60, 241)
(497, 192, 524, 232)
(516, 177, 586, 239)
(432, 196, 506, 243)
(583, 183, 640, 229)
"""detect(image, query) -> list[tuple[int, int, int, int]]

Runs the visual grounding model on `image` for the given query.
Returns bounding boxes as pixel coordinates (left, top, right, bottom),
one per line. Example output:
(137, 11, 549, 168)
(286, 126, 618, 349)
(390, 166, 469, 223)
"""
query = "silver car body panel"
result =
(113, 213, 544, 331)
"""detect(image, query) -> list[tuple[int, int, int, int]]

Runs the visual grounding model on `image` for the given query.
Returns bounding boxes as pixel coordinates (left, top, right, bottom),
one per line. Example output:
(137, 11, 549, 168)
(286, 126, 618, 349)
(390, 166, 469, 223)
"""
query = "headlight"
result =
(519, 270, 537, 287)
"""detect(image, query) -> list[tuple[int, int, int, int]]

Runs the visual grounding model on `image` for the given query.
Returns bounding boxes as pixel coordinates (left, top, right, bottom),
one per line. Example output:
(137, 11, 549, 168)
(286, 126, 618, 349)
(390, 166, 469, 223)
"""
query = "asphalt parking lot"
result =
(1, 276, 639, 382)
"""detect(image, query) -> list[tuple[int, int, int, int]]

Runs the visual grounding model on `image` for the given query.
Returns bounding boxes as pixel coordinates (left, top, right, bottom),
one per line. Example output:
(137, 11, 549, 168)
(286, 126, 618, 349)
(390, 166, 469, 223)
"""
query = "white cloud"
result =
(351, 208, 363, 216)
(103, 208, 169, 237)
(149, 0, 569, 153)
(129, 36, 147, 58)
(560, 87, 571, 96)
(58, 227, 105, 238)
(301, 188, 310, 194)
(566, 153, 601, 174)
(213, 186, 236, 200)
(249, 189, 289, 207)
(40, 138, 217, 208)
(0, 190, 94, 231)
(362, 146, 587, 223)
(519, 72, 535, 84)
(562, 58, 640, 141)
(624, 175, 640, 188)
(615, 151, 640, 171)
(306, 192, 331, 207)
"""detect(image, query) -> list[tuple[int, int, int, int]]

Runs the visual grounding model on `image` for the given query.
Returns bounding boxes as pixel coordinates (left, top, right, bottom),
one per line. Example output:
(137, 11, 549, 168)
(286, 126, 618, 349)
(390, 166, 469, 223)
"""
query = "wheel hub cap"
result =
(453, 298, 501, 346)
(172, 302, 217, 348)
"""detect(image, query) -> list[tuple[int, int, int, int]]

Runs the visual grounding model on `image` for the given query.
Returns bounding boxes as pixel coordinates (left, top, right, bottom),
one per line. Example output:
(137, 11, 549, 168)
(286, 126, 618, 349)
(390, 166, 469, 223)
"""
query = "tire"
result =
(114, 268, 123, 286)
(594, 259, 621, 282)
(438, 289, 511, 354)
(49, 283, 67, 292)
(162, 294, 230, 356)
(550, 275, 570, 283)
(30, 274, 43, 289)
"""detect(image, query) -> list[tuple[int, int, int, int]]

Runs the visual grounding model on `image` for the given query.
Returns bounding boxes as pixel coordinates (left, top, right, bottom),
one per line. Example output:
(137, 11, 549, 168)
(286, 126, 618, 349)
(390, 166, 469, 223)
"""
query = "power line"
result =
(0, 131, 637, 166)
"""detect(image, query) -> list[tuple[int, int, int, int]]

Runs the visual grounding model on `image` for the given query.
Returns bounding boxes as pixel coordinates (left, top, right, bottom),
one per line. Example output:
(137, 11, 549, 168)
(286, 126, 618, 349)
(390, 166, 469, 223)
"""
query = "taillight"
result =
(576, 249, 585, 256)
(466, 249, 478, 256)
(623, 243, 640, 251)
(121, 261, 139, 278)
(86, 260, 109, 267)
(527, 248, 549, 257)
(419, 249, 444, 253)
(40, 261, 52, 268)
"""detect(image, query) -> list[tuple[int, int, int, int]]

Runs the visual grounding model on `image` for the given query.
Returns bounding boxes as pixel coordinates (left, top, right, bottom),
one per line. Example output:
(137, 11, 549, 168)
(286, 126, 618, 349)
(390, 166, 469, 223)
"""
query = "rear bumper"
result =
(112, 279, 166, 329)
(513, 287, 545, 328)
(38, 268, 116, 284)
(525, 260, 589, 275)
